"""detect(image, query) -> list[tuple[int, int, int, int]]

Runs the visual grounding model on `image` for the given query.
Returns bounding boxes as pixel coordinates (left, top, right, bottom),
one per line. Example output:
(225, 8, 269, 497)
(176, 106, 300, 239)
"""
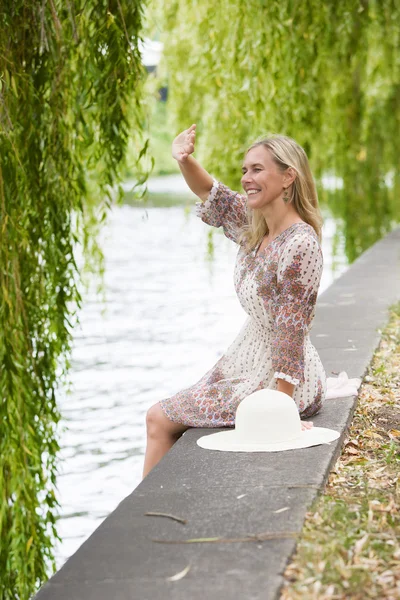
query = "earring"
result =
(283, 187, 290, 203)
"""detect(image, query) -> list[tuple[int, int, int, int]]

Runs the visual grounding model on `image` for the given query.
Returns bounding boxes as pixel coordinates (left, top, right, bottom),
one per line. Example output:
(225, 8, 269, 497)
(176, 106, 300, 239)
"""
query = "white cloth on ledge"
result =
(325, 371, 362, 400)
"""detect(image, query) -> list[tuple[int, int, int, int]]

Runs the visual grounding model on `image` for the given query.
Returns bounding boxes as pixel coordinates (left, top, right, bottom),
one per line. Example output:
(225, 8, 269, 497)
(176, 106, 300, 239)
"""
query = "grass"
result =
(281, 304, 400, 600)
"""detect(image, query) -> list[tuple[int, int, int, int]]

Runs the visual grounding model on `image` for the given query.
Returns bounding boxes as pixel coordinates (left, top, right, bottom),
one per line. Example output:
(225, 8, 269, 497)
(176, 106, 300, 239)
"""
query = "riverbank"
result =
(281, 303, 400, 600)
(34, 227, 400, 600)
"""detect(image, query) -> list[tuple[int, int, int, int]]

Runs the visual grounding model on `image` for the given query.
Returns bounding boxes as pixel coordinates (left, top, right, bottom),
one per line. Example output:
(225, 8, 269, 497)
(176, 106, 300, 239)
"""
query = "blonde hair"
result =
(238, 134, 323, 250)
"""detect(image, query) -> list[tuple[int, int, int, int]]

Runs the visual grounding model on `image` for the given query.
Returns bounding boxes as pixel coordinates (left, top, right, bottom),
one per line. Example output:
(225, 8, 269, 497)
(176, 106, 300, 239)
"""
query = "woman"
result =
(142, 124, 325, 478)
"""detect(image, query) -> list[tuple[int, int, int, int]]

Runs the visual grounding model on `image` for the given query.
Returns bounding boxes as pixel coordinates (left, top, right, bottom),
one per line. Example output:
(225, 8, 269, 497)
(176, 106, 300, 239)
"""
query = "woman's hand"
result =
(172, 124, 196, 163)
(301, 420, 313, 431)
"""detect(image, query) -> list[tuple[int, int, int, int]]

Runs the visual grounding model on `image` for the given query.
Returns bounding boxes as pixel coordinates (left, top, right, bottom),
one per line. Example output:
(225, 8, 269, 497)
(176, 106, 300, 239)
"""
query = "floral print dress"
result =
(159, 181, 327, 427)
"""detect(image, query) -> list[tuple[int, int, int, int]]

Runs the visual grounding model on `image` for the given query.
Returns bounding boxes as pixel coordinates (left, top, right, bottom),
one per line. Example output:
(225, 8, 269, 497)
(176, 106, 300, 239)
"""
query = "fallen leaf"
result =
(166, 564, 191, 582)
(389, 429, 400, 437)
(376, 569, 394, 586)
(363, 429, 384, 439)
(354, 533, 369, 555)
(145, 512, 187, 524)
(347, 439, 360, 447)
(346, 447, 360, 455)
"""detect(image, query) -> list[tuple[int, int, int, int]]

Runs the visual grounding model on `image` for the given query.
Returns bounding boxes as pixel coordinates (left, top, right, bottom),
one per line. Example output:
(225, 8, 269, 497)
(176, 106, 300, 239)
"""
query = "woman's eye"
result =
(254, 168, 261, 172)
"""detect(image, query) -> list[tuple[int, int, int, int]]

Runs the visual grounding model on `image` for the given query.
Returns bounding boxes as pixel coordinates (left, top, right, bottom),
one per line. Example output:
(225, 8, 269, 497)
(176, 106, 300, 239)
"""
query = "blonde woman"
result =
(142, 124, 326, 479)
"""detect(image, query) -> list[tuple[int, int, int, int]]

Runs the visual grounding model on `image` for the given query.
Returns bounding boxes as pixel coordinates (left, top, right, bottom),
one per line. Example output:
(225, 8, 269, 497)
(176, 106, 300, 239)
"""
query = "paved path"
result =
(35, 227, 400, 600)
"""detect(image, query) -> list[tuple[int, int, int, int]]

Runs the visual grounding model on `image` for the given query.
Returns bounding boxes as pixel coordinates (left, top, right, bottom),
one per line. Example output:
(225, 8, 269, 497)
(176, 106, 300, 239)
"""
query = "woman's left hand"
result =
(301, 420, 313, 431)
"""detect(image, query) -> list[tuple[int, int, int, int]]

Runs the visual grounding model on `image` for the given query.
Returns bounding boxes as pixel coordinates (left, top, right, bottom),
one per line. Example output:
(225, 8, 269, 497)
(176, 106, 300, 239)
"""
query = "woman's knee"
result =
(146, 404, 164, 438)
(146, 403, 187, 439)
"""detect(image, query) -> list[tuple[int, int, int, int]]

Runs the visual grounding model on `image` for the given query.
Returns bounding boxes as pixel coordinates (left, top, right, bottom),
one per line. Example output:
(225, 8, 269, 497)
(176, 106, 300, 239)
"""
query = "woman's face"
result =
(241, 146, 286, 209)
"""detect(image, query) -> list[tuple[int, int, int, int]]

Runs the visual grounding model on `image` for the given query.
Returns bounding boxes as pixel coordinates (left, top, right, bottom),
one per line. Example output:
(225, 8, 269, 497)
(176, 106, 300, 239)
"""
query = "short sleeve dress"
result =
(159, 181, 327, 427)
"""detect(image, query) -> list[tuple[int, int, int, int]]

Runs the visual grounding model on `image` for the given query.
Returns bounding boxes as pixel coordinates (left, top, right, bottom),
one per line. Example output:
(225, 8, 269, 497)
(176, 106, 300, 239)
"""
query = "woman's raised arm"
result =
(172, 124, 213, 201)
(173, 124, 248, 244)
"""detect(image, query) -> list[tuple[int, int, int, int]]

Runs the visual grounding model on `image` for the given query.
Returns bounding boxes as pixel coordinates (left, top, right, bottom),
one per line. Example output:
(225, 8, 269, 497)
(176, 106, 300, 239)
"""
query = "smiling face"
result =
(241, 145, 288, 209)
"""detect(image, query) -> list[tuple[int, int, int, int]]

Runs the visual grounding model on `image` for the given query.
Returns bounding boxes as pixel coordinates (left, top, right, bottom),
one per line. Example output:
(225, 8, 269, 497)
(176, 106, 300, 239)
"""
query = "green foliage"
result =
(125, 100, 179, 177)
(0, 1, 147, 597)
(157, 0, 400, 261)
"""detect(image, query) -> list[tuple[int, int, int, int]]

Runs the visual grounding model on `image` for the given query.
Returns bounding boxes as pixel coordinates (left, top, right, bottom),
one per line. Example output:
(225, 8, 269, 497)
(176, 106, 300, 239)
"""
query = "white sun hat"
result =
(196, 389, 340, 452)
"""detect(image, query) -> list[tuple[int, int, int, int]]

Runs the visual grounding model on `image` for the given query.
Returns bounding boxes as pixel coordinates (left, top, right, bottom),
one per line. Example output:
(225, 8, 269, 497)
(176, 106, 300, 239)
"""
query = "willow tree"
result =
(157, 0, 400, 261)
(0, 2, 147, 598)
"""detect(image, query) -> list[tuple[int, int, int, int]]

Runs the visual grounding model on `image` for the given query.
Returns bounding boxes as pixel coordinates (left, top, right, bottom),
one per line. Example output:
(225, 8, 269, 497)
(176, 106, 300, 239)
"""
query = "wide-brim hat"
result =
(197, 389, 340, 452)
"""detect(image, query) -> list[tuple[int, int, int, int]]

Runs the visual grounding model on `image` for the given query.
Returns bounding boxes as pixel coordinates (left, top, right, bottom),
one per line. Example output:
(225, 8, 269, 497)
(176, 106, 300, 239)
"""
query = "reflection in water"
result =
(54, 194, 348, 569)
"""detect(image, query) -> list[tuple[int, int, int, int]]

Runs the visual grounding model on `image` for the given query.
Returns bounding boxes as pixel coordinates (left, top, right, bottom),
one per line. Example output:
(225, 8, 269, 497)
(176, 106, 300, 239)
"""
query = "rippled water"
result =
(54, 198, 348, 569)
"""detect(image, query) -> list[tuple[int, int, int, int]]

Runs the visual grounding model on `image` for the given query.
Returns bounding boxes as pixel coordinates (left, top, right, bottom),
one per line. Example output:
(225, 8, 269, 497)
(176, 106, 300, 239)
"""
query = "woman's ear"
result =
(284, 167, 297, 186)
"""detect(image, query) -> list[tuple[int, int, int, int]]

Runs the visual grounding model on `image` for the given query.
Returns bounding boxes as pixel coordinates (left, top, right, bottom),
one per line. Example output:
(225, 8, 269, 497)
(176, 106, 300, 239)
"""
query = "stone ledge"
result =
(35, 227, 400, 600)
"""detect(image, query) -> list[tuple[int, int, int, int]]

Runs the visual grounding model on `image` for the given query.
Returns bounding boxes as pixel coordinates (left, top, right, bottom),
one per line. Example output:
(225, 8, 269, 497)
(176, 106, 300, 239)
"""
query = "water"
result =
(53, 192, 348, 569)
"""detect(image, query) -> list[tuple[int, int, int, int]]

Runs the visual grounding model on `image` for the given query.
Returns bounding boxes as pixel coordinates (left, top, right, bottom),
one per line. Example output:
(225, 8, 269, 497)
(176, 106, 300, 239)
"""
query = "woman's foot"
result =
(301, 420, 313, 431)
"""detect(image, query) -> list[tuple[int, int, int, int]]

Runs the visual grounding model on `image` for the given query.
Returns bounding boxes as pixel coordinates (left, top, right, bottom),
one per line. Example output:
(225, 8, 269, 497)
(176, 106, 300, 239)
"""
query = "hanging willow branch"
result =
(0, 1, 147, 598)
(156, 0, 400, 261)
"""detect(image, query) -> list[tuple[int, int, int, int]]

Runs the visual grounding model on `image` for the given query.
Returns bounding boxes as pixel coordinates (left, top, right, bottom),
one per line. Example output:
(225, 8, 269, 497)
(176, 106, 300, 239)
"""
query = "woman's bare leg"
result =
(142, 403, 189, 479)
